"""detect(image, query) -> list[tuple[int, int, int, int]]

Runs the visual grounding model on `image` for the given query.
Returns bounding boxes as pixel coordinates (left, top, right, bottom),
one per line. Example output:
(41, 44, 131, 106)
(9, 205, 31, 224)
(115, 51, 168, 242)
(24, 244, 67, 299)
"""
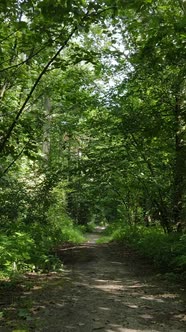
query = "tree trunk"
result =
(172, 96, 186, 231)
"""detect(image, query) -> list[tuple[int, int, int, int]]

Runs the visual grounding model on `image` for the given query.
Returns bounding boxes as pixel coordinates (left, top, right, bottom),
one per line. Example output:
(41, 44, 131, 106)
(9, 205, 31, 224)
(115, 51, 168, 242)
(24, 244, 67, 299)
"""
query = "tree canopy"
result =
(0, 0, 186, 274)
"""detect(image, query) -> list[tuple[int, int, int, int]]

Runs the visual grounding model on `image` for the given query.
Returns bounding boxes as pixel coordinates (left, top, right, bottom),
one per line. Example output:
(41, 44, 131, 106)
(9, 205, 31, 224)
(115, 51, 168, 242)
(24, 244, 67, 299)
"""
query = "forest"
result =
(0, 0, 186, 279)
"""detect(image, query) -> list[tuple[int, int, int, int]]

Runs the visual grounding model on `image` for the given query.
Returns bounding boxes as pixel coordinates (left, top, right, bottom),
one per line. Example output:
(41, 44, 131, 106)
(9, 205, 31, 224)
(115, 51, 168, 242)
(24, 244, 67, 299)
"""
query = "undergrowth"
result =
(79, 221, 97, 233)
(0, 219, 84, 279)
(103, 223, 186, 279)
(0, 182, 85, 279)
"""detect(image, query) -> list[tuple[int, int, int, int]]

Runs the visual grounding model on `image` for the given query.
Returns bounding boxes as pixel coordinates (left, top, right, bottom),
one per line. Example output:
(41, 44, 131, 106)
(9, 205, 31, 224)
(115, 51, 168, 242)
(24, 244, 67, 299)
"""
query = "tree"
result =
(0, 0, 185, 276)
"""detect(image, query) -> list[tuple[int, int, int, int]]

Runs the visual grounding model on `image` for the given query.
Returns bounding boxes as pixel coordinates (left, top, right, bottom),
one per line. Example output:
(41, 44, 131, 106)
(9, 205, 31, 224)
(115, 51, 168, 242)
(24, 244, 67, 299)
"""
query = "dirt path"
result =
(1, 229, 186, 331)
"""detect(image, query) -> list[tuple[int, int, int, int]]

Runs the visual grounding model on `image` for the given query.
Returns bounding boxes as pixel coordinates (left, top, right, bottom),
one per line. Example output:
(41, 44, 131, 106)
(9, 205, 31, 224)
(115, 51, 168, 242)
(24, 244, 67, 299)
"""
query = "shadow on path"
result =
(0, 230, 186, 332)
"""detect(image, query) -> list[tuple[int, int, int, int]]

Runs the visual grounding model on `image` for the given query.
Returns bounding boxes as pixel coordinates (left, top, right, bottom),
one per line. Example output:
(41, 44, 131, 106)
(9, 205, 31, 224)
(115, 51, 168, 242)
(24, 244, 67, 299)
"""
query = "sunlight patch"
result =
(94, 283, 125, 291)
(159, 293, 178, 299)
(140, 295, 164, 303)
(99, 306, 111, 311)
(106, 327, 159, 332)
(127, 304, 139, 309)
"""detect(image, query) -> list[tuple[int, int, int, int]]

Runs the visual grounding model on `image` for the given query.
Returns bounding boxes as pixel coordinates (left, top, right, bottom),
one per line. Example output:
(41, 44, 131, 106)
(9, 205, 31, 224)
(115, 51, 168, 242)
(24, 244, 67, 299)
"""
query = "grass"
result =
(99, 223, 186, 280)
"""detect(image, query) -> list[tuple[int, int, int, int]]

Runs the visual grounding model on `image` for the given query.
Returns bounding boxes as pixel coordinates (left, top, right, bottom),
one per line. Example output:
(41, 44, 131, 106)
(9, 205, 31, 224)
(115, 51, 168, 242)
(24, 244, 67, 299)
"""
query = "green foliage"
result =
(0, 179, 85, 277)
(96, 235, 112, 244)
(111, 225, 186, 275)
(0, 231, 59, 275)
(46, 182, 85, 244)
(0, 0, 185, 281)
(171, 234, 186, 269)
(0, 219, 84, 276)
(79, 222, 97, 233)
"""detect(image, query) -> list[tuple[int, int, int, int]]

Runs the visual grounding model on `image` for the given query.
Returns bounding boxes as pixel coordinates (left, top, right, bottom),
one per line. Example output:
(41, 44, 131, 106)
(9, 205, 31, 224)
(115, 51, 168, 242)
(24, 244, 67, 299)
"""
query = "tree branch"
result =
(0, 27, 80, 153)
(0, 6, 115, 154)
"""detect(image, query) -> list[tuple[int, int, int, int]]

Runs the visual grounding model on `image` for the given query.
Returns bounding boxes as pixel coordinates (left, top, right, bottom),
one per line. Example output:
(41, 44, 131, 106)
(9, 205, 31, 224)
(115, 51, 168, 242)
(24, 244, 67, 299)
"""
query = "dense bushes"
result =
(0, 180, 85, 278)
(0, 219, 84, 277)
(107, 224, 186, 277)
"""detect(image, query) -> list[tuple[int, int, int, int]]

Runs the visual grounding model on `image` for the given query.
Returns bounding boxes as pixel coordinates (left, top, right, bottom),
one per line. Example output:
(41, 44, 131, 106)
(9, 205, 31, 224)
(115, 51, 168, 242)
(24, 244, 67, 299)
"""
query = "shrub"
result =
(111, 225, 186, 274)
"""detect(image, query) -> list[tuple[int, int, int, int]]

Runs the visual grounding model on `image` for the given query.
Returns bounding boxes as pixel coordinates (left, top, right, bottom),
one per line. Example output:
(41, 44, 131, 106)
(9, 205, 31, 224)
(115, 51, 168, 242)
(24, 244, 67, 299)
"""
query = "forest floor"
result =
(0, 227, 186, 332)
